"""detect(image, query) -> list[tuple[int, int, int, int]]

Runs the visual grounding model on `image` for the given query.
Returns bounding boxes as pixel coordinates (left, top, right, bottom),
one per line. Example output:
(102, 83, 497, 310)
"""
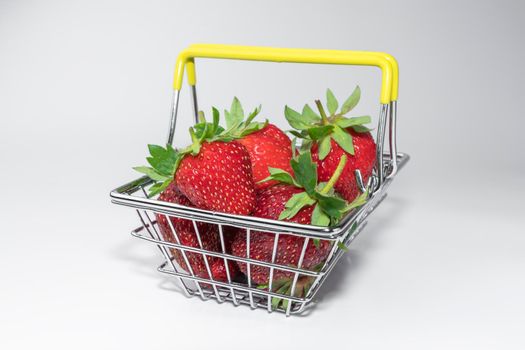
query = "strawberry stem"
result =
(320, 154, 347, 194)
(315, 100, 330, 125)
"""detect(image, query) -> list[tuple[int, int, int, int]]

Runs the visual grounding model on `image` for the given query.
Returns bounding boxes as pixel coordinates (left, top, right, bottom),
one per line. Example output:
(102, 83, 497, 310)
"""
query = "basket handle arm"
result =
(173, 44, 398, 104)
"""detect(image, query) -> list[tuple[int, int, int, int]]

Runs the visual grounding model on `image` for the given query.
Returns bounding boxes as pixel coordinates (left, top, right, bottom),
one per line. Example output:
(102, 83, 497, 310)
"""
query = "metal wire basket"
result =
(110, 44, 409, 316)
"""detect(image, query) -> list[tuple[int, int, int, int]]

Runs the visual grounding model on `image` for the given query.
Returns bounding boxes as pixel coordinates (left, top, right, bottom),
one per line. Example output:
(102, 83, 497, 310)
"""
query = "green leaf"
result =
(148, 144, 165, 158)
(311, 204, 330, 227)
(239, 120, 267, 137)
(331, 125, 354, 155)
(290, 151, 318, 195)
(340, 86, 361, 114)
(133, 166, 168, 182)
(285, 106, 311, 130)
(258, 167, 301, 187)
(337, 241, 349, 252)
(189, 128, 201, 155)
(279, 192, 316, 220)
(211, 107, 220, 133)
(344, 190, 369, 212)
(335, 116, 371, 128)
(351, 125, 372, 133)
(313, 239, 320, 248)
(306, 125, 333, 141)
(301, 104, 321, 123)
(314, 192, 347, 220)
(197, 110, 206, 124)
(282, 298, 290, 311)
(318, 136, 332, 160)
(326, 88, 338, 115)
(300, 139, 313, 152)
(145, 144, 179, 176)
(226, 97, 244, 129)
(245, 105, 262, 125)
(288, 130, 308, 139)
(148, 178, 171, 197)
(271, 280, 291, 310)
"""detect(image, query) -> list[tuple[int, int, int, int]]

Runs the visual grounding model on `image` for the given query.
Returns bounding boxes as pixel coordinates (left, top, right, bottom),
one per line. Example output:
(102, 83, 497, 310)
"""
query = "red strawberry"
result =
(210, 258, 238, 282)
(155, 182, 238, 282)
(231, 184, 332, 285)
(134, 102, 258, 215)
(238, 124, 294, 191)
(312, 128, 375, 201)
(175, 141, 256, 215)
(285, 87, 376, 201)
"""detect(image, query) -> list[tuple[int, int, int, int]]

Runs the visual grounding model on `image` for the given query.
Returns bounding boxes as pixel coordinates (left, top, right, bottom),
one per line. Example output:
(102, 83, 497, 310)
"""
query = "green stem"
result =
(320, 154, 347, 194)
(315, 100, 330, 125)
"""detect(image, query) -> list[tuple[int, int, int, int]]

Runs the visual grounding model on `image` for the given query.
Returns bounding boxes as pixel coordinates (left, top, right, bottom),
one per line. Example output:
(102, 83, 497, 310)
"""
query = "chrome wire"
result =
(192, 220, 222, 302)
(165, 215, 206, 299)
(218, 224, 239, 305)
(286, 237, 310, 316)
(191, 85, 199, 124)
(166, 90, 180, 146)
(136, 209, 191, 297)
(387, 101, 398, 179)
(245, 229, 256, 309)
(267, 232, 280, 313)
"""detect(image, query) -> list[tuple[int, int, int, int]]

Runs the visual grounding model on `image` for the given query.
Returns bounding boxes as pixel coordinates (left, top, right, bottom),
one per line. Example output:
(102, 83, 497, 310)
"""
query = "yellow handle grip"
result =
(187, 44, 399, 102)
(174, 44, 397, 104)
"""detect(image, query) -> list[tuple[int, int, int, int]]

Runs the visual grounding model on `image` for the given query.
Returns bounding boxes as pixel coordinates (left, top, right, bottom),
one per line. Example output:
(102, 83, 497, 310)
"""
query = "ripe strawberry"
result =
(231, 151, 368, 290)
(231, 184, 331, 285)
(175, 141, 256, 215)
(134, 99, 266, 215)
(285, 86, 376, 201)
(312, 129, 375, 202)
(155, 182, 237, 282)
(238, 123, 294, 191)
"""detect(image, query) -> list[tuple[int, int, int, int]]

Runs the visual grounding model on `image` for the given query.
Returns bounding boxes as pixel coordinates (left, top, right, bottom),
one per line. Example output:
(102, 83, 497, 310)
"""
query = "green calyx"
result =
(134, 97, 266, 197)
(284, 86, 373, 160)
(259, 150, 369, 227)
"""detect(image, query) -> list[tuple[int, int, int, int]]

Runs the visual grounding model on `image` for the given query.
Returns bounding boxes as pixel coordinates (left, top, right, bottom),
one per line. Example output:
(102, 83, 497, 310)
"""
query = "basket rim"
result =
(110, 153, 409, 239)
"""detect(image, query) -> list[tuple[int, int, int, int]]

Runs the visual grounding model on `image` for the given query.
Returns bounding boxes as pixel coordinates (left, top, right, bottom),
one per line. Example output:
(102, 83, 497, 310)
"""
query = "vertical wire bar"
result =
(190, 85, 199, 124)
(375, 103, 389, 191)
(304, 238, 338, 300)
(267, 232, 280, 313)
(387, 101, 398, 179)
(285, 237, 310, 316)
(165, 216, 206, 299)
(245, 229, 256, 309)
(138, 187, 192, 296)
(136, 210, 191, 297)
(218, 224, 239, 305)
(192, 220, 222, 302)
(166, 90, 180, 146)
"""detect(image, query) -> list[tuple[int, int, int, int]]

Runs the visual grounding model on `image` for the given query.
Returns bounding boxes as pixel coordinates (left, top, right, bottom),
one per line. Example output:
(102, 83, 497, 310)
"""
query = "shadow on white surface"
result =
(309, 196, 409, 313)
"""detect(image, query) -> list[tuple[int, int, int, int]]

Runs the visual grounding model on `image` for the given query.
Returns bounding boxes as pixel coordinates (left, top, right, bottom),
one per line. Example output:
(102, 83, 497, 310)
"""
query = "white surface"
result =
(1, 0, 524, 349)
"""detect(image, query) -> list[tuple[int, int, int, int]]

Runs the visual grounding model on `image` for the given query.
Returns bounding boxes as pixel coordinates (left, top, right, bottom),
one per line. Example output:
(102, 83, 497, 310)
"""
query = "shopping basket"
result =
(109, 44, 409, 316)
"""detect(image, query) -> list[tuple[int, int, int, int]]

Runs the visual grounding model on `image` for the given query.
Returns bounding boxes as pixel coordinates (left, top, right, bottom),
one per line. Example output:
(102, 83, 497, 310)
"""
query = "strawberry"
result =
(174, 141, 255, 215)
(238, 123, 294, 191)
(312, 129, 375, 202)
(155, 182, 237, 281)
(134, 98, 274, 215)
(231, 151, 368, 294)
(231, 184, 331, 285)
(285, 86, 376, 201)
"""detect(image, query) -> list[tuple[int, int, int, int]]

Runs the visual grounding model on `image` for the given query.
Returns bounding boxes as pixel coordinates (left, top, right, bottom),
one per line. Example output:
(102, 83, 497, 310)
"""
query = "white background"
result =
(1, 0, 524, 349)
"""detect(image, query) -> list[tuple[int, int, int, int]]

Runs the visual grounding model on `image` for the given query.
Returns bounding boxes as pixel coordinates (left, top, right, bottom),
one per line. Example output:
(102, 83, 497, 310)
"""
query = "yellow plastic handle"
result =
(188, 44, 399, 102)
(174, 44, 397, 104)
